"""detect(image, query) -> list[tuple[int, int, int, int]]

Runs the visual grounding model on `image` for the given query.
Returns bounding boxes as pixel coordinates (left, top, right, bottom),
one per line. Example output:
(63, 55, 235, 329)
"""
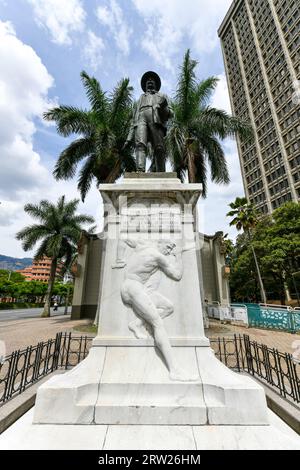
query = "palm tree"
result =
(16, 196, 94, 317)
(227, 197, 267, 304)
(44, 71, 135, 201)
(167, 50, 252, 196)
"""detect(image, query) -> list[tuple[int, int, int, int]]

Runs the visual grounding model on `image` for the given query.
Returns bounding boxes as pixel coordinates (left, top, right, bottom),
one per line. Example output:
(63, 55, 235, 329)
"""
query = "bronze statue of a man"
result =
(125, 71, 173, 173)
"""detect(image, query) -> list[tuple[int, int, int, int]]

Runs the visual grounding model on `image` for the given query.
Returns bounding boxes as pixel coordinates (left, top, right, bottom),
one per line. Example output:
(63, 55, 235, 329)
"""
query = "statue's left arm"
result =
(165, 95, 174, 119)
(156, 94, 173, 122)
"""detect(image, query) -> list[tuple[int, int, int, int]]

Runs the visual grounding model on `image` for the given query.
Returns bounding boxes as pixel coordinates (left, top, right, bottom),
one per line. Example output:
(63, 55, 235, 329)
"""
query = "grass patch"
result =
(73, 323, 97, 335)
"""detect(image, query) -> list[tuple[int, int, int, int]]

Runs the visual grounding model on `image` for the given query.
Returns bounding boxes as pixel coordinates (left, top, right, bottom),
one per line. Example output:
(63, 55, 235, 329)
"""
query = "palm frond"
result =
(47, 234, 63, 258)
(23, 203, 48, 221)
(17, 195, 94, 266)
(81, 71, 108, 116)
(62, 199, 80, 220)
(202, 136, 230, 185)
(53, 137, 94, 180)
(166, 125, 186, 177)
(195, 77, 219, 108)
(77, 155, 97, 202)
(71, 214, 95, 226)
(193, 150, 207, 197)
(43, 106, 94, 137)
(109, 78, 133, 129)
(168, 49, 253, 192)
(16, 225, 50, 250)
(226, 115, 253, 141)
(176, 49, 198, 122)
(34, 236, 52, 260)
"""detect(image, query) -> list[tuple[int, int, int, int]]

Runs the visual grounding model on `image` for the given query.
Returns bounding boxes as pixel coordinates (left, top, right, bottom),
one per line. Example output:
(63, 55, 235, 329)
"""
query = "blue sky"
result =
(0, 0, 244, 258)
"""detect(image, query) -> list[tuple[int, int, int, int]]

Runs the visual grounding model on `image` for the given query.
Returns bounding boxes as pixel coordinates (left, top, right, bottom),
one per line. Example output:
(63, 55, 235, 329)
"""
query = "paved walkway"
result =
(0, 314, 298, 356)
(206, 320, 299, 355)
(0, 315, 91, 355)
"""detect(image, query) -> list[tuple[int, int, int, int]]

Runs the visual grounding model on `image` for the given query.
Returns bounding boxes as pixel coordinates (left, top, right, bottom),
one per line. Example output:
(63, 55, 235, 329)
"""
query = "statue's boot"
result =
(135, 146, 146, 172)
(154, 146, 166, 172)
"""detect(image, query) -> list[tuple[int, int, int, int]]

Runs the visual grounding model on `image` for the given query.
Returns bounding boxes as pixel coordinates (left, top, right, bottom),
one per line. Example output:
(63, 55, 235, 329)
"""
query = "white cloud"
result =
(202, 74, 244, 241)
(199, 139, 245, 240)
(27, 0, 86, 45)
(83, 30, 105, 71)
(132, 0, 232, 69)
(0, 21, 100, 258)
(140, 16, 182, 72)
(0, 180, 102, 258)
(0, 200, 21, 227)
(96, 0, 132, 56)
(0, 21, 53, 201)
(211, 74, 232, 114)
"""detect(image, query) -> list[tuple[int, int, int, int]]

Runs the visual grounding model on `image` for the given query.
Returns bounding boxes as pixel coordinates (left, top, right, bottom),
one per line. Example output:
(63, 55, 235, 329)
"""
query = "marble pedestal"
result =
(2, 408, 300, 450)
(34, 175, 269, 427)
(33, 344, 269, 425)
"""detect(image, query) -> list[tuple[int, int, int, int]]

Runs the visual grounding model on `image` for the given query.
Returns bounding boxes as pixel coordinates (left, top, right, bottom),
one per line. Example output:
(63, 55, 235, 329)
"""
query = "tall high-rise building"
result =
(218, 0, 300, 213)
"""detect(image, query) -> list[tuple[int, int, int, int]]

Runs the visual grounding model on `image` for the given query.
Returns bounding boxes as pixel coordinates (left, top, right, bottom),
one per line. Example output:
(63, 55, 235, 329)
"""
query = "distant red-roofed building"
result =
(17, 257, 64, 283)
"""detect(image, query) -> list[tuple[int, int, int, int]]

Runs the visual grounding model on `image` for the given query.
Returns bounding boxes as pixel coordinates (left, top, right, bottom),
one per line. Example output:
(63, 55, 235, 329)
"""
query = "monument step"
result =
(94, 405, 208, 425)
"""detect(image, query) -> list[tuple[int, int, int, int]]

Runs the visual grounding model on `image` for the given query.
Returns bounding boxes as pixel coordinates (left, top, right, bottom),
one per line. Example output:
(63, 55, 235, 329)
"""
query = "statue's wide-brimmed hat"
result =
(141, 71, 161, 92)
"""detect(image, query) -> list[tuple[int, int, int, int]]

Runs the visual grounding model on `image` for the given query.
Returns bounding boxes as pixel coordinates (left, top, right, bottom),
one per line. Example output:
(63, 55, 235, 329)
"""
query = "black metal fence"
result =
(0, 333, 299, 406)
(0, 333, 93, 405)
(211, 335, 300, 404)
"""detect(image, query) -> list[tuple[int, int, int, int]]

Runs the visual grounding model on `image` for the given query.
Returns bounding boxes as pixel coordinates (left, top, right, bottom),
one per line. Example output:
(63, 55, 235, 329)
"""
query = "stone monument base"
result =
(33, 344, 269, 426)
(0, 410, 300, 451)
(1, 407, 300, 450)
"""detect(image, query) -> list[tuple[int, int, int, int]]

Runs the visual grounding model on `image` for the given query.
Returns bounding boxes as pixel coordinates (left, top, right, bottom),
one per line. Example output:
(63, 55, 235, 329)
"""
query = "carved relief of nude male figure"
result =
(112, 239, 197, 382)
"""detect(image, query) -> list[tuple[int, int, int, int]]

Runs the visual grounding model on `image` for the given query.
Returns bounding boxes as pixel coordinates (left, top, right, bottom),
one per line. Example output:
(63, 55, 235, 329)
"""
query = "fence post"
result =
(286, 353, 299, 403)
(19, 347, 31, 394)
(59, 333, 67, 368)
(32, 342, 43, 382)
(273, 349, 286, 398)
(2, 351, 18, 402)
(243, 334, 254, 375)
(52, 332, 62, 372)
(234, 335, 240, 372)
(65, 333, 72, 370)
(289, 311, 296, 334)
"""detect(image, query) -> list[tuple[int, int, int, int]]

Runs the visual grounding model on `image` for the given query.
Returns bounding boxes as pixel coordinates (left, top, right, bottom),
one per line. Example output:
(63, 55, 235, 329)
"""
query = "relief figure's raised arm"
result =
(112, 238, 138, 269)
(156, 249, 183, 282)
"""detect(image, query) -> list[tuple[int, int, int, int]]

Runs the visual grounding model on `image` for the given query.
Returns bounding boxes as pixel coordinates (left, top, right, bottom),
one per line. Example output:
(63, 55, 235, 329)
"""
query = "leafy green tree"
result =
(227, 197, 267, 304)
(167, 50, 252, 194)
(44, 71, 135, 201)
(0, 270, 25, 283)
(16, 196, 94, 317)
(258, 202, 300, 304)
(228, 202, 300, 305)
(229, 244, 259, 302)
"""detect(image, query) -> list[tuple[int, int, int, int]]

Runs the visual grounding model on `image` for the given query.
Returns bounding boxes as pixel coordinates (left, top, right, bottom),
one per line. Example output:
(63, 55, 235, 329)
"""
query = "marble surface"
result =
(33, 345, 270, 426)
(1, 408, 299, 450)
(196, 348, 269, 425)
(32, 176, 270, 428)
(33, 347, 106, 424)
(96, 177, 206, 346)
